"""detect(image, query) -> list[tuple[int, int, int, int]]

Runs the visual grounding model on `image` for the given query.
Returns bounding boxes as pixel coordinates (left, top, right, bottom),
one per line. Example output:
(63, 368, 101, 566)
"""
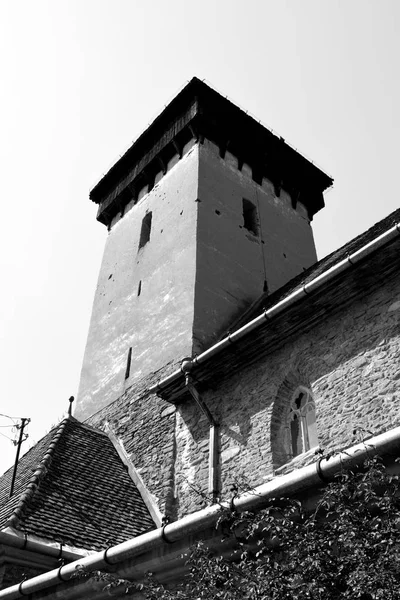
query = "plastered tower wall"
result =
(78, 138, 319, 419)
(76, 144, 199, 420)
(193, 140, 317, 349)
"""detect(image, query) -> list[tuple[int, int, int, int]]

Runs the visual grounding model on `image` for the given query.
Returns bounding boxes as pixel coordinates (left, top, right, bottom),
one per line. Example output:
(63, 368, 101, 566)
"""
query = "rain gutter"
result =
(2, 424, 400, 599)
(0, 527, 90, 565)
(149, 221, 400, 396)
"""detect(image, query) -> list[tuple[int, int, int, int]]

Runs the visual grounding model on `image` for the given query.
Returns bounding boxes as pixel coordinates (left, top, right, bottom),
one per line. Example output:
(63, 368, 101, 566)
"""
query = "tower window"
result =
(125, 347, 132, 380)
(289, 387, 317, 457)
(242, 199, 259, 236)
(138, 212, 152, 250)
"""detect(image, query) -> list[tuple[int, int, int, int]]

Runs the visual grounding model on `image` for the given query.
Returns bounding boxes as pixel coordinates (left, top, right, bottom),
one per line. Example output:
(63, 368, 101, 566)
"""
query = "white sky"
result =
(0, 0, 399, 475)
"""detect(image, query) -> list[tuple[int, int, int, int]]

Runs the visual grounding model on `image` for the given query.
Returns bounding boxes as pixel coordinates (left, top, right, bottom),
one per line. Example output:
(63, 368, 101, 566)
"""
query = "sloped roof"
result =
(154, 206, 400, 400)
(229, 206, 400, 331)
(0, 418, 156, 551)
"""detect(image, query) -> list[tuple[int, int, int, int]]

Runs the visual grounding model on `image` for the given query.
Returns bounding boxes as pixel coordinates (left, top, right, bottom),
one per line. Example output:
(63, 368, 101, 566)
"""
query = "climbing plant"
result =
(139, 455, 400, 600)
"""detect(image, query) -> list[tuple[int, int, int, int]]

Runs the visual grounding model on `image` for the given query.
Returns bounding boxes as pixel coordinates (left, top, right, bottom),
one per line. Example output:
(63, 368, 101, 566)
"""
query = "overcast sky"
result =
(0, 0, 399, 475)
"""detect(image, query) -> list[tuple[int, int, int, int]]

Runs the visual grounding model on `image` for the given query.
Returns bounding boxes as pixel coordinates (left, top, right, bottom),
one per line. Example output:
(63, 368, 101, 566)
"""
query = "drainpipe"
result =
(181, 359, 219, 503)
(2, 425, 400, 599)
(149, 221, 400, 395)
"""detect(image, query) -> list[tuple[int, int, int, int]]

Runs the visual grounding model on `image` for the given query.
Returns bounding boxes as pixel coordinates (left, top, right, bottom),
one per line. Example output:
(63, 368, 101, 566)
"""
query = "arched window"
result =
(289, 387, 318, 458)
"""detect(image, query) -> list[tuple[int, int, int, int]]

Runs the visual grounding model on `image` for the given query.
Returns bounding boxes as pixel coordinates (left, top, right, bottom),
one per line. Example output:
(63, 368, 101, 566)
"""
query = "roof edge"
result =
(0, 526, 93, 562)
(89, 77, 333, 225)
(105, 426, 163, 528)
(149, 219, 400, 398)
(6, 418, 71, 529)
(2, 424, 400, 599)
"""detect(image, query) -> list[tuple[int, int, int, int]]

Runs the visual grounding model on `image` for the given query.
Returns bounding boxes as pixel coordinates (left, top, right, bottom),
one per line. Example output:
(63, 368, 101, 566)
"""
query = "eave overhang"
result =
(90, 77, 333, 227)
(2, 425, 400, 599)
(150, 222, 400, 402)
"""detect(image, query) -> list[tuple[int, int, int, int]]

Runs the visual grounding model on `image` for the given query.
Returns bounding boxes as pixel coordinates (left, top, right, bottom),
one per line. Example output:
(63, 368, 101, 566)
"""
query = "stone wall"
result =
(85, 266, 400, 521)
(86, 365, 178, 520)
(174, 268, 400, 516)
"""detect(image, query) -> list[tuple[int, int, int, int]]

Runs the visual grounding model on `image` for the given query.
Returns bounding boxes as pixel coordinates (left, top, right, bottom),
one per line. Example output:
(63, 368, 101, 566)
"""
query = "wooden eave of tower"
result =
(90, 77, 333, 227)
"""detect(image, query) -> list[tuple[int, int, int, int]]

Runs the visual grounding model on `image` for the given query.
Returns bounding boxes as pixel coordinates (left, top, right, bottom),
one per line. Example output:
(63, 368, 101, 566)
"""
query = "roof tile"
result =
(0, 418, 156, 551)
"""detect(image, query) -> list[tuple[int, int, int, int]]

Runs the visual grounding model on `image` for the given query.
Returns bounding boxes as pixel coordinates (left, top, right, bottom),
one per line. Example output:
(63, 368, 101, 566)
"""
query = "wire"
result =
(0, 413, 19, 424)
(0, 430, 15, 442)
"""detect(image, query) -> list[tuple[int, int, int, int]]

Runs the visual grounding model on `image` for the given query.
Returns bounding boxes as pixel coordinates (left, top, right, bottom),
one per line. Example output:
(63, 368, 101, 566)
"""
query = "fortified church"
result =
(1, 78, 400, 597)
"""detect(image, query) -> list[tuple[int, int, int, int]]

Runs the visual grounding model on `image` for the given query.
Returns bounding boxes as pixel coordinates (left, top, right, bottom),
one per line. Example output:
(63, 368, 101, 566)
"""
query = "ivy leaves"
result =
(142, 456, 400, 600)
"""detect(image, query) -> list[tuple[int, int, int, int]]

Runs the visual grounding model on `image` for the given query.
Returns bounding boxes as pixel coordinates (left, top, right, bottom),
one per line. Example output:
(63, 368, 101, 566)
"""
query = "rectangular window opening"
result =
(242, 199, 259, 236)
(138, 212, 152, 250)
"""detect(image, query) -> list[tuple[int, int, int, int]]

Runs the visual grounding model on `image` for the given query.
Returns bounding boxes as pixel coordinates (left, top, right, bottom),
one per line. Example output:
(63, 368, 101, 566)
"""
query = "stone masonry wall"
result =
(174, 269, 400, 517)
(86, 364, 178, 520)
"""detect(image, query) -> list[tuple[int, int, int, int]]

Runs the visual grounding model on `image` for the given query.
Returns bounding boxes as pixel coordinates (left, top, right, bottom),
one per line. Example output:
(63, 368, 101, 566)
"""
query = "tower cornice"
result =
(90, 77, 333, 227)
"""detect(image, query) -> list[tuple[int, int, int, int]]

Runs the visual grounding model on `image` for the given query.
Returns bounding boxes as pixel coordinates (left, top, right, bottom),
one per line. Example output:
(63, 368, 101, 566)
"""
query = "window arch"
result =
(289, 387, 318, 458)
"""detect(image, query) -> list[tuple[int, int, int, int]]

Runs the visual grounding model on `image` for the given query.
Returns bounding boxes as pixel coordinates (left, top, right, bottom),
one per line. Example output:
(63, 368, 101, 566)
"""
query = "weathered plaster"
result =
(193, 139, 317, 350)
(76, 146, 200, 420)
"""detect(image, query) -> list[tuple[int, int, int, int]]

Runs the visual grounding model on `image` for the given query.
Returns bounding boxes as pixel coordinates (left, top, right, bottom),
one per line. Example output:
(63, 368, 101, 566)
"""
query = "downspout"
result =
(2, 425, 400, 599)
(181, 359, 219, 503)
(150, 221, 400, 395)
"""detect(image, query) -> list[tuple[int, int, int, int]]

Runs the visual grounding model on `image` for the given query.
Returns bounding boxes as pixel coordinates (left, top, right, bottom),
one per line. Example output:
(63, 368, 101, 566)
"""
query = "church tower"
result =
(76, 78, 332, 420)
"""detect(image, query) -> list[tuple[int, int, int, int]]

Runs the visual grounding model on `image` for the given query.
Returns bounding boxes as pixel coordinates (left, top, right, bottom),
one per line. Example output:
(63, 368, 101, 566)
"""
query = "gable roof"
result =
(0, 418, 156, 551)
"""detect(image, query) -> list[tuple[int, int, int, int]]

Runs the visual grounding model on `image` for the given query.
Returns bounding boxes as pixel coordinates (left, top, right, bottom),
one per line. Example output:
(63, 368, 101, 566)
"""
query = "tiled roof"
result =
(230, 206, 400, 331)
(0, 418, 156, 551)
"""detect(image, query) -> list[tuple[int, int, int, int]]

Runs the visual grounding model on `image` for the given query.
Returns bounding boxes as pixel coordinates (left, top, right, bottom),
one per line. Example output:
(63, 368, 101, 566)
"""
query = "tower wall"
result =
(76, 144, 199, 420)
(77, 81, 332, 421)
(77, 136, 321, 419)
(192, 140, 317, 351)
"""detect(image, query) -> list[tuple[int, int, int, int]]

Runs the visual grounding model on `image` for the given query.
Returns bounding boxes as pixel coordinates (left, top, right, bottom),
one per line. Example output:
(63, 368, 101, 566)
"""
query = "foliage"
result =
(141, 456, 400, 600)
(71, 564, 139, 595)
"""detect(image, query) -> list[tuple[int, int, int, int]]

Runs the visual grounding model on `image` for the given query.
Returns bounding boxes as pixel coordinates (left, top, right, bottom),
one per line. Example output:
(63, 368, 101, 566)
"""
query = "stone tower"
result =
(76, 78, 332, 420)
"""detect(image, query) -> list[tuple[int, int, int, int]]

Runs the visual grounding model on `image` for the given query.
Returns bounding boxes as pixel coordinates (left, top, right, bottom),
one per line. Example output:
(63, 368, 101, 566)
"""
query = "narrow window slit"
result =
(125, 347, 132, 380)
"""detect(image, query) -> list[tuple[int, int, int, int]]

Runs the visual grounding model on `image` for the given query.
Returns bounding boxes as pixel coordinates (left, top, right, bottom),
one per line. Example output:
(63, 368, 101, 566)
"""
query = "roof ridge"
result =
(7, 418, 70, 528)
(69, 418, 109, 437)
